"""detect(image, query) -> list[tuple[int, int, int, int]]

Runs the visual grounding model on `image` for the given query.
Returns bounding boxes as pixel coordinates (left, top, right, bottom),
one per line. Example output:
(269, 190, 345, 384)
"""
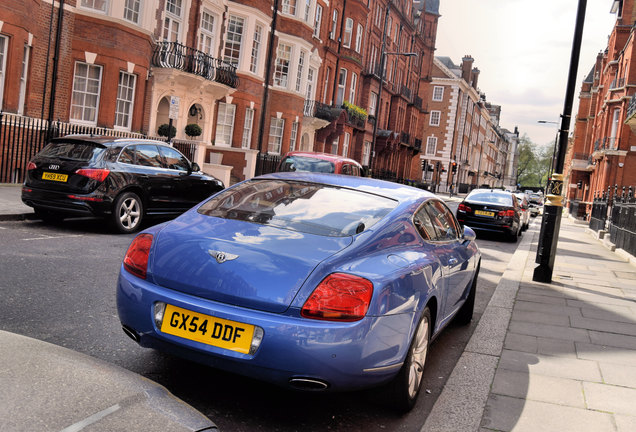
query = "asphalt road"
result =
(0, 206, 531, 431)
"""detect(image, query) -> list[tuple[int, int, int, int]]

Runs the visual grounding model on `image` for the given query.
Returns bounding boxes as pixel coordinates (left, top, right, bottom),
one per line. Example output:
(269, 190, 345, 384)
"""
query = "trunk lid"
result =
(150, 212, 353, 313)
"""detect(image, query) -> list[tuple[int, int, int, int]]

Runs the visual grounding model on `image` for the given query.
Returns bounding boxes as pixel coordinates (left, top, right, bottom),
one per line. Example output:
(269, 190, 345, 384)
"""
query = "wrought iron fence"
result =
(590, 185, 636, 256)
(0, 112, 206, 184)
(256, 152, 281, 176)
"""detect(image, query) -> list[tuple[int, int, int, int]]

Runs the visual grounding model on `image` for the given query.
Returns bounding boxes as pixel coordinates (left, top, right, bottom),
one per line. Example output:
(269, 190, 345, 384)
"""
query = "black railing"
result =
(594, 137, 619, 152)
(152, 41, 239, 88)
(607, 186, 636, 256)
(400, 132, 410, 145)
(609, 77, 625, 89)
(413, 96, 423, 110)
(256, 152, 281, 176)
(627, 94, 636, 120)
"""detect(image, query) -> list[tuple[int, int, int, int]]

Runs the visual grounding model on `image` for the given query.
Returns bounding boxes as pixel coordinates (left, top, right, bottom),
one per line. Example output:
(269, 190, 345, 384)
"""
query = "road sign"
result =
(169, 96, 180, 120)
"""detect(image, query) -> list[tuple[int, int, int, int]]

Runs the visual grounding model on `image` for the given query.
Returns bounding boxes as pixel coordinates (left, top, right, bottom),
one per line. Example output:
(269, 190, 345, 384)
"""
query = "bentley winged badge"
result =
(208, 250, 239, 264)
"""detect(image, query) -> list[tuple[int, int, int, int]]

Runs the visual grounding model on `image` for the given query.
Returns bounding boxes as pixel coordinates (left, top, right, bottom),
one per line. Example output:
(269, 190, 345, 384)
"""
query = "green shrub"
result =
(185, 123, 202, 138)
(157, 123, 176, 138)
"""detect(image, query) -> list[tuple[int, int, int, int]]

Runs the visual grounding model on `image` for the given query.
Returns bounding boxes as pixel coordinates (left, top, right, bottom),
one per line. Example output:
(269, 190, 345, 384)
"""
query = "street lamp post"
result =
(533, 0, 587, 283)
(369, 1, 416, 175)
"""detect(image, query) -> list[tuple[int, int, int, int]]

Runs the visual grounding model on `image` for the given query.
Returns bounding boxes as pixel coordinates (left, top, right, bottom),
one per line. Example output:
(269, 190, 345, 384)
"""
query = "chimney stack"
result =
(461, 55, 474, 83)
(472, 67, 480, 89)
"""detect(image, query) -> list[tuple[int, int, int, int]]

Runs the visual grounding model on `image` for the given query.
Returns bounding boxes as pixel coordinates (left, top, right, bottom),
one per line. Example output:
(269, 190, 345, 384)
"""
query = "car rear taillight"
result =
(76, 168, 110, 182)
(27, 161, 37, 171)
(498, 209, 515, 217)
(458, 203, 472, 213)
(123, 234, 153, 279)
(301, 273, 373, 322)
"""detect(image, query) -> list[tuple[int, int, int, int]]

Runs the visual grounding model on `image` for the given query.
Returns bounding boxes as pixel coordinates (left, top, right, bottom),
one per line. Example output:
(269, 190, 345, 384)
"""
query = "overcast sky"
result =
(435, 0, 618, 148)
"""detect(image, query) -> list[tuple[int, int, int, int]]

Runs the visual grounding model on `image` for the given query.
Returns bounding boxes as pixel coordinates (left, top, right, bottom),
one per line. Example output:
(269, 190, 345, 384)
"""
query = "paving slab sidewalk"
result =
(423, 217, 636, 432)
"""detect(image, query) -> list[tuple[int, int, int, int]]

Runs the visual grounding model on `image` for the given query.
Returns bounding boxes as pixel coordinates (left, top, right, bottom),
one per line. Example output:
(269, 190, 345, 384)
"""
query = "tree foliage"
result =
(516, 134, 553, 189)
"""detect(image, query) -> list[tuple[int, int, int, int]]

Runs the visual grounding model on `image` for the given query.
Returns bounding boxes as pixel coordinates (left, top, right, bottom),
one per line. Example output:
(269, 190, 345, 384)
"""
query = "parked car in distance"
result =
(514, 192, 530, 230)
(456, 189, 522, 242)
(22, 135, 224, 233)
(527, 192, 543, 216)
(117, 173, 481, 412)
(277, 151, 364, 176)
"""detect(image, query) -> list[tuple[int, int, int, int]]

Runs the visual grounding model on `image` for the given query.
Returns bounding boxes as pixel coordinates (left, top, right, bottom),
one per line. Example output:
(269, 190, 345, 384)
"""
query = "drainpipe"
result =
(330, 0, 347, 106)
(256, 0, 280, 164)
(48, 0, 65, 133)
(41, 0, 57, 120)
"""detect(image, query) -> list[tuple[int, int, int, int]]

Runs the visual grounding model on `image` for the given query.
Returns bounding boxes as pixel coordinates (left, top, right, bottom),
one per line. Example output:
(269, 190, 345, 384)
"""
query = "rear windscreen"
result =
(279, 156, 336, 173)
(38, 141, 105, 162)
(198, 179, 397, 236)
(467, 192, 513, 206)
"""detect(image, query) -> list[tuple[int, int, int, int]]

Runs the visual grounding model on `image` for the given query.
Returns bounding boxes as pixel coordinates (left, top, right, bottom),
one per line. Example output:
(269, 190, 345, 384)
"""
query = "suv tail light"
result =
(498, 209, 515, 218)
(458, 203, 472, 213)
(301, 273, 373, 322)
(27, 161, 37, 171)
(76, 168, 110, 182)
(123, 234, 153, 279)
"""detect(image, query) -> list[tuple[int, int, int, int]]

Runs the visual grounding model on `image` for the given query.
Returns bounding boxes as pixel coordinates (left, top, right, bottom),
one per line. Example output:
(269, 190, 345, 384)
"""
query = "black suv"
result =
(22, 135, 224, 233)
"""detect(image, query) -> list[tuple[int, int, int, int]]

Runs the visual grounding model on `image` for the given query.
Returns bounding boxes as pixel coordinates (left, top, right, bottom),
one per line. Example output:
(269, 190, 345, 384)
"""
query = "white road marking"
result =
(22, 234, 84, 241)
(58, 404, 121, 432)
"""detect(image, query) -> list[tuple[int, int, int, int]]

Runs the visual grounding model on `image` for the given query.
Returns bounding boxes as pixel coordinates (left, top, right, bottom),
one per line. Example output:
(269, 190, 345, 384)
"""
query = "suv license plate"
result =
(42, 172, 68, 182)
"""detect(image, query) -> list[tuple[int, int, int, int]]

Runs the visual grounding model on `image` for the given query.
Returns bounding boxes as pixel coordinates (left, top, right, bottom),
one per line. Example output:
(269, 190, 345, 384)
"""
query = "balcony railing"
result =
(413, 96, 423, 110)
(400, 132, 410, 145)
(627, 94, 636, 120)
(609, 77, 625, 89)
(152, 41, 239, 88)
(594, 137, 620, 152)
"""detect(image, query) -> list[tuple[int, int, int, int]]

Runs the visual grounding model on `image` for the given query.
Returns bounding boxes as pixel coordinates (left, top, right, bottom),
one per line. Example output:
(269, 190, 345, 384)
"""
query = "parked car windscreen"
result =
(466, 192, 513, 206)
(198, 179, 397, 236)
(38, 141, 105, 163)
(278, 155, 336, 173)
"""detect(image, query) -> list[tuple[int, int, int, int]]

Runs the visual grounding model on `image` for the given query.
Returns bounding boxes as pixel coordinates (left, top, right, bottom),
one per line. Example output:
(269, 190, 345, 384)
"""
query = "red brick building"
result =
(566, 0, 636, 211)
(0, 0, 440, 184)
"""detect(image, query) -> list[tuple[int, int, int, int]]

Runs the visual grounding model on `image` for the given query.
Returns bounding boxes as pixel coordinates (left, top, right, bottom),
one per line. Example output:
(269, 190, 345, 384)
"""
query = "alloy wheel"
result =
(407, 315, 429, 398)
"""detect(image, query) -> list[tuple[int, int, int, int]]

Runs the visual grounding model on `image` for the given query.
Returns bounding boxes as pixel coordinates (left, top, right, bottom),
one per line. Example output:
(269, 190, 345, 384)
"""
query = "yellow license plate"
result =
(475, 210, 495, 217)
(160, 304, 255, 354)
(42, 172, 68, 182)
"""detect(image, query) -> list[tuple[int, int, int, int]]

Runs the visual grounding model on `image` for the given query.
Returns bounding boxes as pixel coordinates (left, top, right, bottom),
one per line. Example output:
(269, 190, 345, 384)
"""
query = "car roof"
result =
(283, 151, 363, 167)
(256, 172, 436, 205)
(51, 135, 168, 147)
(469, 188, 513, 195)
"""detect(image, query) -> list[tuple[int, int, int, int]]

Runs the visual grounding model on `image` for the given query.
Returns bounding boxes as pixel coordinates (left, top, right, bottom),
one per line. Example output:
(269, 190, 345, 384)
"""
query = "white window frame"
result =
(268, 117, 285, 154)
(426, 137, 437, 155)
(215, 102, 236, 147)
(80, 0, 108, 13)
(369, 91, 377, 116)
(355, 24, 363, 53)
(242, 107, 254, 149)
(0, 35, 6, 111)
(18, 44, 31, 115)
(331, 136, 339, 154)
(124, 0, 141, 24)
(432, 86, 444, 101)
(323, 67, 330, 103)
(343, 132, 350, 157)
(429, 110, 441, 126)
(349, 73, 357, 103)
(70, 62, 103, 126)
(114, 71, 136, 131)
(343, 18, 353, 48)
(304, 0, 312, 22)
(224, 15, 245, 68)
(290, 121, 299, 151)
(250, 24, 263, 74)
(273, 42, 292, 88)
(282, 0, 297, 16)
(198, 10, 216, 55)
(336, 68, 347, 106)
(163, 0, 182, 42)
(363, 141, 371, 166)
(330, 10, 338, 40)
(313, 5, 322, 38)
(295, 51, 306, 92)
(306, 67, 316, 101)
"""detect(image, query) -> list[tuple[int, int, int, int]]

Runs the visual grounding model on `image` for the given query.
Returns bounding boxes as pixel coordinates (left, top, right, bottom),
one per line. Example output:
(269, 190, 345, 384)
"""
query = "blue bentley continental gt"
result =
(117, 173, 481, 411)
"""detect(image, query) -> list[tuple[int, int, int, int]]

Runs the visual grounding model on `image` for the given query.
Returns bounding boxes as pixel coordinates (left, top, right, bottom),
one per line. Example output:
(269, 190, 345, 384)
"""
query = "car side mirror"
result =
(463, 225, 476, 242)
(191, 162, 200, 173)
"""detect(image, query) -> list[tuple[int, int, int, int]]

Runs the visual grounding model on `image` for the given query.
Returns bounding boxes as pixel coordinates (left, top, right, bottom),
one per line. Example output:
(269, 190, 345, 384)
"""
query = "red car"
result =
(277, 151, 364, 176)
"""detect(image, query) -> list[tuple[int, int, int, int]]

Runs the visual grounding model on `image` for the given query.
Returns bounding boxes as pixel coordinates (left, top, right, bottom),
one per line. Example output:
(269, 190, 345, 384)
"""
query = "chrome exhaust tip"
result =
(122, 325, 140, 343)
(289, 377, 329, 391)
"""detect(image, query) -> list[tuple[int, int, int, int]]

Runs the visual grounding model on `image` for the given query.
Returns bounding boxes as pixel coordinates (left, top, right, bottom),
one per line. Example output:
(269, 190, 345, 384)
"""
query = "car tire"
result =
(455, 264, 479, 325)
(111, 192, 143, 233)
(388, 307, 431, 413)
(34, 207, 64, 224)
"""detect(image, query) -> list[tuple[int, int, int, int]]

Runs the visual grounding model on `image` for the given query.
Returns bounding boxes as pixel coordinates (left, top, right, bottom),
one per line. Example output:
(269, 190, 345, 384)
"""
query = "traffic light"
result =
(451, 162, 457, 173)
(577, 180, 582, 189)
